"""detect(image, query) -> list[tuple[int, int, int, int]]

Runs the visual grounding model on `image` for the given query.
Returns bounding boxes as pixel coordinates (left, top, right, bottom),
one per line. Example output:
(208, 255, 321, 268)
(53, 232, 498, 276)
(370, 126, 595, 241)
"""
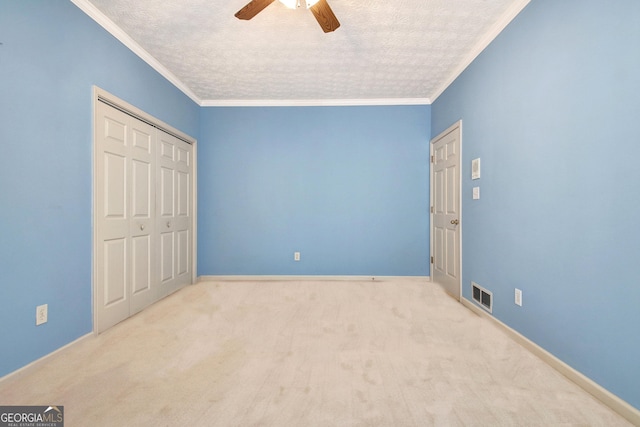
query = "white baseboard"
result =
(0, 332, 93, 384)
(461, 298, 640, 426)
(198, 275, 431, 283)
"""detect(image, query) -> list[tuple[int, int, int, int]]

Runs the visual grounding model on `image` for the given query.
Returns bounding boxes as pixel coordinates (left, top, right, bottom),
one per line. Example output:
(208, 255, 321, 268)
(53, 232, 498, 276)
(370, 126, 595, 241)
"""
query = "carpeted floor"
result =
(0, 279, 632, 426)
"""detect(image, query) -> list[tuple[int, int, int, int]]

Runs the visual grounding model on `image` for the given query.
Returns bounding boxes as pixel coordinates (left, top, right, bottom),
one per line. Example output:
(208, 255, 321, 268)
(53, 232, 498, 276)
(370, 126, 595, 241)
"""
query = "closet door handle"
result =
(166, 221, 171, 228)
(140, 224, 145, 231)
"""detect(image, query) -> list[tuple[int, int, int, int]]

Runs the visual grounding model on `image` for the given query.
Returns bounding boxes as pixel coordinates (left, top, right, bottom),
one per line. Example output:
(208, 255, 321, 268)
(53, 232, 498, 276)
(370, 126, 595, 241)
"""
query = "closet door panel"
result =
(129, 119, 156, 314)
(175, 140, 191, 287)
(159, 166, 175, 217)
(104, 153, 127, 220)
(103, 238, 127, 306)
(177, 229, 189, 277)
(158, 163, 176, 289)
(156, 131, 191, 297)
(96, 103, 131, 332)
(131, 235, 151, 295)
(160, 231, 175, 283)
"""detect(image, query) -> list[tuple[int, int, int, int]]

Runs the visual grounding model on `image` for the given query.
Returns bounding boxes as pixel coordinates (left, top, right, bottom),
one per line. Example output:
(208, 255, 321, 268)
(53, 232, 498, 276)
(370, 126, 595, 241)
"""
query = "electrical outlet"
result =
(294, 252, 300, 261)
(36, 304, 48, 325)
(515, 289, 522, 307)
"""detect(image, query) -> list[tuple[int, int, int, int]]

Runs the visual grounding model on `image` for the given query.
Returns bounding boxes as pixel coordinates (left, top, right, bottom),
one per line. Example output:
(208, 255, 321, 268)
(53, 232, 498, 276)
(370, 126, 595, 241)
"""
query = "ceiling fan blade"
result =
(235, 0, 276, 20)
(310, 0, 340, 33)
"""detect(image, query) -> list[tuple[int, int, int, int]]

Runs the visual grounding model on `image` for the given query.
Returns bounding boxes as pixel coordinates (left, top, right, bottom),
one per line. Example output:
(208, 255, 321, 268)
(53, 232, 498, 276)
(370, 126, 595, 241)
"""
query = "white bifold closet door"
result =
(157, 131, 192, 297)
(95, 101, 192, 333)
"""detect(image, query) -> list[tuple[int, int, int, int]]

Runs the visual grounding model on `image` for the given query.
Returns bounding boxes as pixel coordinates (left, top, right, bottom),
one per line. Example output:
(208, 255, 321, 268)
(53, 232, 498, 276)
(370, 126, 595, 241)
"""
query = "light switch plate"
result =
(472, 158, 481, 180)
(473, 187, 480, 200)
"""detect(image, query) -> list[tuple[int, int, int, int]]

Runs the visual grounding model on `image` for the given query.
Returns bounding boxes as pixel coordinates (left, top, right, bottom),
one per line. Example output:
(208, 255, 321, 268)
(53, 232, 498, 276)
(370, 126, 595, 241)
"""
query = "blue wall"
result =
(3, 0, 637, 415)
(432, 0, 640, 410)
(198, 106, 430, 276)
(0, 1, 199, 377)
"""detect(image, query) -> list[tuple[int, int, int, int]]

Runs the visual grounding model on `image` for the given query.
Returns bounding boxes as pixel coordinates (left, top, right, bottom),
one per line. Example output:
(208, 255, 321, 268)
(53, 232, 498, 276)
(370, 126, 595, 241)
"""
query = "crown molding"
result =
(70, 0, 202, 105)
(430, 0, 531, 103)
(200, 98, 431, 107)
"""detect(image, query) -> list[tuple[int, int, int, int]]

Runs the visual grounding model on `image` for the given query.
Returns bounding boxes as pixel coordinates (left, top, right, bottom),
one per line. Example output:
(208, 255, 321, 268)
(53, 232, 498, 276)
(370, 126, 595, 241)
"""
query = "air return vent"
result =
(471, 282, 492, 313)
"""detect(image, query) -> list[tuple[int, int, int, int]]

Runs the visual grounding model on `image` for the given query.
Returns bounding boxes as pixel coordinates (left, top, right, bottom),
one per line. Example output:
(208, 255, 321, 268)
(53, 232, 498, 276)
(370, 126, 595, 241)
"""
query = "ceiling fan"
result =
(235, 0, 340, 33)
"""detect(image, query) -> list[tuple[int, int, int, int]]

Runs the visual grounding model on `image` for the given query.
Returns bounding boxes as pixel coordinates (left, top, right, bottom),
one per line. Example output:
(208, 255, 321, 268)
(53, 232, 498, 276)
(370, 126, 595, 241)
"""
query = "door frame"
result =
(429, 120, 462, 301)
(92, 86, 198, 333)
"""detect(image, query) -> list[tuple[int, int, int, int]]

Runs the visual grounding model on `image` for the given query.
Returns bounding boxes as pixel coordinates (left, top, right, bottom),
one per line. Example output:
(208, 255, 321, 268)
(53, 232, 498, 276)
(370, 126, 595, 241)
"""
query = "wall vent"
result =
(471, 282, 492, 313)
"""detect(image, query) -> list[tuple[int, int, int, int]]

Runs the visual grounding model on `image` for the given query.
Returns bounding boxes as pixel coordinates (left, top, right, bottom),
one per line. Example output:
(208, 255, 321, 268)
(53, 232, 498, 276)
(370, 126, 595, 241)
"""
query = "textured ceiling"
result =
(75, 0, 530, 105)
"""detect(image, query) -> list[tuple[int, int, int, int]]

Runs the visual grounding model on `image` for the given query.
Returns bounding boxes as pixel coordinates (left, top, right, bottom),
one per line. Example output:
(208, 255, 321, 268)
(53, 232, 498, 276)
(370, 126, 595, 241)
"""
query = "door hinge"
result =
(431, 256, 434, 264)
(430, 206, 434, 214)
(431, 155, 434, 163)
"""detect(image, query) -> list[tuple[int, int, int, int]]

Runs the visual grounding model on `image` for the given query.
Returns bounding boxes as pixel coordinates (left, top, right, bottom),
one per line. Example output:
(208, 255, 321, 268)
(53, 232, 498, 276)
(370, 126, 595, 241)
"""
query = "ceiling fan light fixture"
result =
(277, 0, 320, 9)
(278, 0, 298, 9)
(236, 0, 340, 32)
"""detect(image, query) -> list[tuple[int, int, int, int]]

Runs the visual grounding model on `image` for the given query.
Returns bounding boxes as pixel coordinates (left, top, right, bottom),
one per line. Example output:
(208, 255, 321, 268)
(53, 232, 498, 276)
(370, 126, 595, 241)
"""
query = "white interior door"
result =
(96, 102, 157, 331)
(96, 102, 130, 331)
(431, 122, 461, 299)
(128, 118, 157, 315)
(157, 131, 192, 298)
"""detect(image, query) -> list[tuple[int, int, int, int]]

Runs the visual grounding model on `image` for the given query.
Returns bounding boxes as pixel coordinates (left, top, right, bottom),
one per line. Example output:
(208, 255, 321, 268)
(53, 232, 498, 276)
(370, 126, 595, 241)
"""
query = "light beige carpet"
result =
(0, 279, 632, 426)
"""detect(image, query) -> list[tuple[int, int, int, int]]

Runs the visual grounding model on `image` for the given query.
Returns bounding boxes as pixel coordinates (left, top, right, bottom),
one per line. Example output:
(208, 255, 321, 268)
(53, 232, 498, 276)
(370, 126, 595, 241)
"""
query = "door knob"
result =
(450, 219, 459, 225)
(140, 224, 145, 231)
(167, 221, 171, 228)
